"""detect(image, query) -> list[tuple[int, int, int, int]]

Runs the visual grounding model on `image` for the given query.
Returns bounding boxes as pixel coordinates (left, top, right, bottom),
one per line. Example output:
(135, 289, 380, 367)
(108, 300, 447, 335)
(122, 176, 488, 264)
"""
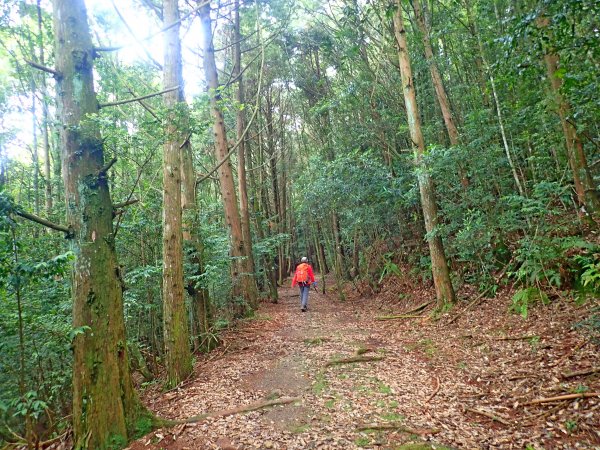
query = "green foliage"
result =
(379, 253, 401, 283)
(7, 391, 48, 421)
(578, 255, 600, 292)
(511, 287, 549, 319)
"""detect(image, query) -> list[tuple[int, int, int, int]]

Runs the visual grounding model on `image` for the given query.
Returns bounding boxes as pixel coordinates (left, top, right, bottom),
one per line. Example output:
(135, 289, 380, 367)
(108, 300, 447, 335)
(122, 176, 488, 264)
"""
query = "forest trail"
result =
(129, 281, 599, 450)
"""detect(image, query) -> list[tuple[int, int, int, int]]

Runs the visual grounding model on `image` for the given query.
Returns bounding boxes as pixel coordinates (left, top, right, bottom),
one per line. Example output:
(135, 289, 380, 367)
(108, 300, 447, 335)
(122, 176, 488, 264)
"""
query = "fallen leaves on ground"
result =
(127, 277, 599, 450)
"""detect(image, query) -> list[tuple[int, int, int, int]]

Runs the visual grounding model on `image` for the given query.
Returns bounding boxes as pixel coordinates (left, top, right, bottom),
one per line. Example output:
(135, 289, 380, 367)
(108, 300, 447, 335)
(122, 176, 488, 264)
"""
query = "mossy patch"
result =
(313, 374, 328, 394)
(396, 444, 453, 450)
(288, 423, 311, 433)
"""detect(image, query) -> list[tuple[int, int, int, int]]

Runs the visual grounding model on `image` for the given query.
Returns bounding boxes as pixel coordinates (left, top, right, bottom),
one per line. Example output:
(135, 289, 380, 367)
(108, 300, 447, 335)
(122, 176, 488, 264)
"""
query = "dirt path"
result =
(129, 282, 599, 449)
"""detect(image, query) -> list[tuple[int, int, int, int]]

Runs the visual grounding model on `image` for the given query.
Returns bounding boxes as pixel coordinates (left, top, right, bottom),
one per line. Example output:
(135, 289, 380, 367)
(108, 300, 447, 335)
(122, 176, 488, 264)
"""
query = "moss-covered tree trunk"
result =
(393, 0, 456, 306)
(162, 0, 192, 387)
(52, 0, 149, 447)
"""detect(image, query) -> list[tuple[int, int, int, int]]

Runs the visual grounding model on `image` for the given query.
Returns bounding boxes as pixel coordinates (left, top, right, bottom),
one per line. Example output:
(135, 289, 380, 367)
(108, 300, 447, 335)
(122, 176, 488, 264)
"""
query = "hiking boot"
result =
(301, 307, 307, 312)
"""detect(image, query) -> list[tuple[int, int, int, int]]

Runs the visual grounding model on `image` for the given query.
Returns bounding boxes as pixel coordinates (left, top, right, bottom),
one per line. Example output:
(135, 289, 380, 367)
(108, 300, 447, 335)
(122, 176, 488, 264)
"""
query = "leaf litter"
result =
(127, 277, 599, 449)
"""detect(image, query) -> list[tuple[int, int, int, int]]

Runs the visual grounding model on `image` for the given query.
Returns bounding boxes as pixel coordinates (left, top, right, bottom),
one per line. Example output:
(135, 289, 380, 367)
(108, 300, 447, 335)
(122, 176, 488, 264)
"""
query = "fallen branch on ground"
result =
(425, 375, 440, 403)
(324, 355, 384, 367)
(354, 347, 374, 356)
(181, 396, 300, 424)
(523, 392, 600, 405)
(492, 335, 539, 341)
(553, 339, 590, 367)
(464, 407, 511, 425)
(403, 300, 433, 315)
(448, 259, 513, 325)
(375, 314, 423, 321)
(356, 422, 439, 435)
(562, 367, 600, 379)
(521, 403, 565, 426)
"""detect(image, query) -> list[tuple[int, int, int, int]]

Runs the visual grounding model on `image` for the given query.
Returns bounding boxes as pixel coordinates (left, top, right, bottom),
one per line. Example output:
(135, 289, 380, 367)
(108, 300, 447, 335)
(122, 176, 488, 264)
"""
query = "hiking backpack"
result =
(296, 263, 310, 284)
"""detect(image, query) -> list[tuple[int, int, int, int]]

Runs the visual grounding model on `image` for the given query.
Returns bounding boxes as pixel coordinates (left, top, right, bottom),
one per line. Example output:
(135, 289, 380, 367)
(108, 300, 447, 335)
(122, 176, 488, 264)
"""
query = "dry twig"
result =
(356, 422, 440, 435)
(492, 335, 540, 341)
(324, 355, 384, 367)
(562, 367, 600, 379)
(523, 392, 600, 405)
(425, 375, 441, 403)
(464, 407, 511, 425)
(182, 396, 300, 424)
(375, 314, 423, 321)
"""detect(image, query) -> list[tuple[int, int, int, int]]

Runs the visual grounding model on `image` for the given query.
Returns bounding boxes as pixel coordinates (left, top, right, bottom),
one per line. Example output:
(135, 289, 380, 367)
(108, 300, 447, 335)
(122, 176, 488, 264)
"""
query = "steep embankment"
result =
(128, 280, 599, 449)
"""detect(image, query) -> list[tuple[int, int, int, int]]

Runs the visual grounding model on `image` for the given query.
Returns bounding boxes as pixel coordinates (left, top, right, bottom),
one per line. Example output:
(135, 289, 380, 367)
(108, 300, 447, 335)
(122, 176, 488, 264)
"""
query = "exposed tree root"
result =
(357, 422, 440, 435)
(403, 300, 433, 315)
(158, 396, 301, 426)
(324, 355, 384, 367)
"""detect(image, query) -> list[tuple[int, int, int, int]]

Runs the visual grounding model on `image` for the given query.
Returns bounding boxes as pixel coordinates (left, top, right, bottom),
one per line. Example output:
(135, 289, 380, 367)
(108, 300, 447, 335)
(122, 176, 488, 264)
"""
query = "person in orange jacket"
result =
(291, 256, 316, 312)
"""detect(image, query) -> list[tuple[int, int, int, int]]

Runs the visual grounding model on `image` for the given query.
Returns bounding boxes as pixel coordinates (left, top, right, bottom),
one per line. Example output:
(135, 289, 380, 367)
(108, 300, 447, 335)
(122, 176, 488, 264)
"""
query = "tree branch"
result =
(99, 86, 179, 108)
(25, 59, 61, 78)
(94, 0, 210, 53)
(110, 0, 163, 70)
(99, 157, 117, 176)
(15, 210, 72, 237)
(113, 198, 139, 209)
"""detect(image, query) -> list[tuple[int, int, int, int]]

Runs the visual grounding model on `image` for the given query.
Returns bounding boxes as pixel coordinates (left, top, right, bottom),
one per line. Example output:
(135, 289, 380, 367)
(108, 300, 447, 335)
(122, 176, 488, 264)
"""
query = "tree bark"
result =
(543, 50, 600, 216)
(393, 0, 456, 306)
(52, 0, 150, 447)
(37, 0, 53, 214)
(233, 0, 258, 309)
(199, 3, 258, 313)
(162, 0, 192, 387)
(411, 0, 469, 187)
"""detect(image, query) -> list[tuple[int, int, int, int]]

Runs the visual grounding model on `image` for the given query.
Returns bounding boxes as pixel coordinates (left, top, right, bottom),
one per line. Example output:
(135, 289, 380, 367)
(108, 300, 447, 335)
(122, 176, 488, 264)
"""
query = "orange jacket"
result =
(291, 263, 315, 286)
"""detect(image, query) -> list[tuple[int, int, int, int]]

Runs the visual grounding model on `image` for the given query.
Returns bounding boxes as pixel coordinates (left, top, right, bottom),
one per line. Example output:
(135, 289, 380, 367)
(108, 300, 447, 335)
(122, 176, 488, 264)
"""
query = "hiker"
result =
(291, 256, 316, 312)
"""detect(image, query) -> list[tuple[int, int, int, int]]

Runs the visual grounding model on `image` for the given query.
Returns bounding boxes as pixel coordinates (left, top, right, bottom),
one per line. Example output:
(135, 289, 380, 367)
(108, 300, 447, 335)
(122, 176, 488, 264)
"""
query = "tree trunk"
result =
(37, 0, 53, 214)
(393, 0, 456, 306)
(233, 0, 257, 308)
(30, 88, 40, 217)
(543, 51, 600, 216)
(468, 6, 525, 197)
(52, 0, 149, 447)
(162, 0, 192, 387)
(199, 3, 258, 313)
(412, 0, 469, 189)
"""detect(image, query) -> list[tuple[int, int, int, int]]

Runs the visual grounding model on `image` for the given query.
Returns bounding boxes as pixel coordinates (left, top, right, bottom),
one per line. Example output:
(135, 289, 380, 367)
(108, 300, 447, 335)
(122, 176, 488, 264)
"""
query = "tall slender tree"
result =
(393, 0, 456, 306)
(233, 0, 257, 300)
(411, 0, 470, 187)
(162, 0, 193, 387)
(200, 2, 258, 312)
(537, 16, 600, 217)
